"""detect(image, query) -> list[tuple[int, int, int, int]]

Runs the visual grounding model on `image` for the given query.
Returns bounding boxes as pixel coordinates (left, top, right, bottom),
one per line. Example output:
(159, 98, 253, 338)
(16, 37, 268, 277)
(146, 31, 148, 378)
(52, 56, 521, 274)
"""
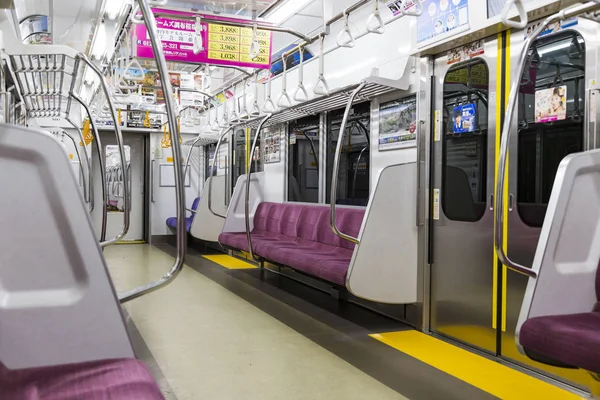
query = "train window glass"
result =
(442, 59, 489, 222)
(326, 102, 371, 205)
(205, 143, 216, 179)
(106, 145, 131, 212)
(288, 116, 320, 203)
(517, 32, 585, 227)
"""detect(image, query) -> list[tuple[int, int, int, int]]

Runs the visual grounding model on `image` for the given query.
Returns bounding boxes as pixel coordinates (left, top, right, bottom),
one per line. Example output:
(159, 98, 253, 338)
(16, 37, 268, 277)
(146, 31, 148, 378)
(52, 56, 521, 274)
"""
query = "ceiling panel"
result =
(167, 0, 277, 17)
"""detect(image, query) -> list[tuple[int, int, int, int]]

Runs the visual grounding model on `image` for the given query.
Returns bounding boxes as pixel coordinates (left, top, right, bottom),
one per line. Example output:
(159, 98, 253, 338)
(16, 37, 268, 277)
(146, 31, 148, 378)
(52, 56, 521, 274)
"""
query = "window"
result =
(288, 116, 320, 203)
(442, 59, 489, 222)
(517, 32, 585, 227)
(326, 102, 371, 206)
(105, 145, 131, 212)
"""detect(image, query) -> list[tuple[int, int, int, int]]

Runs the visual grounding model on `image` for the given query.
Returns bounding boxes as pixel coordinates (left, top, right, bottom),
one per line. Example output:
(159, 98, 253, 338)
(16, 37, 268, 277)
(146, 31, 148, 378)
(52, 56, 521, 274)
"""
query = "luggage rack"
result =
(243, 76, 410, 129)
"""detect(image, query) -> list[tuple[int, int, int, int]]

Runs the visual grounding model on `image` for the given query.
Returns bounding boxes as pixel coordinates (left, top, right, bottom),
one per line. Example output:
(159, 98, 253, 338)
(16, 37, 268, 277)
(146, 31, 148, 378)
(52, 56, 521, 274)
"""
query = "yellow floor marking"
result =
(370, 331, 584, 400)
(203, 254, 258, 270)
(116, 240, 146, 245)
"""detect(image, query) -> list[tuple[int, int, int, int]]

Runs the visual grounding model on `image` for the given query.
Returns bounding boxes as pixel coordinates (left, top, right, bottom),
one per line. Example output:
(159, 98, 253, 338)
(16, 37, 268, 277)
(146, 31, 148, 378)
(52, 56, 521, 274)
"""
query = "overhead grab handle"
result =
(123, 29, 145, 82)
(314, 35, 330, 96)
(240, 79, 249, 119)
(337, 11, 355, 48)
(193, 16, 203, 55)
(400, 0, 423, 17)
(277, 54, 292, 109)
(293, 46, 309, 102)
(494, 1, 600, 280)
(263, 72, 276, 112)
(330, 82, 367, 245)
(501, 0, 528, 29)
(229, 84, 240, 123)
(250, 74, 261, 116)
(366, 0, 385, 34)
(250, 24, 260, 60)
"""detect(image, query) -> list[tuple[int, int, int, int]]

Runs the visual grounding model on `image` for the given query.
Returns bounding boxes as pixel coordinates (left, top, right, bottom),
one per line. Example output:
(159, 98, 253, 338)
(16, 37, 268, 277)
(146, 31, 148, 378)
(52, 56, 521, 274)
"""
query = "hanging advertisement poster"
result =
(180, 91, 205, 107)
(135, 8, 273, 69)
(263, 130, 281, 163)
(386, 0, 470, 45)
(378, 96, 417, 151)
(487, 0, 504, 18)
(535, 86, 567, 123)
(20, 15, 52, 44)
(453, 103, 477, 134)
(447, 40, 484, 65)
(524, 18, 578, 40)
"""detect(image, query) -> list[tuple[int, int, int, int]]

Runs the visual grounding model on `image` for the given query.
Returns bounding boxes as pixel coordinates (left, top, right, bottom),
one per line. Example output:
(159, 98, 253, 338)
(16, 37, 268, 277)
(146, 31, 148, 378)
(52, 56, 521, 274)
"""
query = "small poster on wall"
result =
(535, 86, 567, 123)
(447, 40, 484, 65)
(264, 130, 281, 163)
(378, 97, 417, 151)
(453, 103, 477, 134)
(385, 0, 469, 45)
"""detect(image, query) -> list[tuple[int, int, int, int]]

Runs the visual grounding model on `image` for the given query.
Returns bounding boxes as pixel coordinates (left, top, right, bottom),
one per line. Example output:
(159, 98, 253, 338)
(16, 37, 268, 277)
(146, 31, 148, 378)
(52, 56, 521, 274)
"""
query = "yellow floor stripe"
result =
(203, 254, 258, 270)
(370, 331, 583, 400)
(116, 240, 146, 245)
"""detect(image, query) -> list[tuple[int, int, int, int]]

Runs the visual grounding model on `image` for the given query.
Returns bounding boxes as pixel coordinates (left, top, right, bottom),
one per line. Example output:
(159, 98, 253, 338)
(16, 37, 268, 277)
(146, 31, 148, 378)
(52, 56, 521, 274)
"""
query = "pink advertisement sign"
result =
(135, 8, 273, 69)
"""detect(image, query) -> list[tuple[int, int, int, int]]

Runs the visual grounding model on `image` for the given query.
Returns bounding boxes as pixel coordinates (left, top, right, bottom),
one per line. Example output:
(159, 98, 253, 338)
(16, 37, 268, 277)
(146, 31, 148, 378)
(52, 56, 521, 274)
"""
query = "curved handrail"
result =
(330, 82, 367, 244)
(184, 132, 203, 179)
(208, 126, 235, 218)
(494, 1, 600, 279)
(501, 0, 528, 29)
(78, 54, 130, 248)
(60, 130, 89, 208)
(245, 114, 273, 260)
(352, 145, 369, 200)
(119, 0, 186, 303)
(66, 118, 94, 213)
(70, 92, 109, 244)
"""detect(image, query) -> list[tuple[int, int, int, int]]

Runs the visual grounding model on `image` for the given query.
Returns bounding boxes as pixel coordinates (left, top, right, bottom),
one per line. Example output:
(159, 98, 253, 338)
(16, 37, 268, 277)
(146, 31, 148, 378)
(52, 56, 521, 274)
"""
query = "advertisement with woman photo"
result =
(535, 86, 567, 123)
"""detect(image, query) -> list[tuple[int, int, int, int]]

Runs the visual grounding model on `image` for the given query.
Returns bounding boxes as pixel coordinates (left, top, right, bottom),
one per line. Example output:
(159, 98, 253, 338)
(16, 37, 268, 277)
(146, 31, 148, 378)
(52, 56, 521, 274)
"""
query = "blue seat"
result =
(166, 197, 200, 232)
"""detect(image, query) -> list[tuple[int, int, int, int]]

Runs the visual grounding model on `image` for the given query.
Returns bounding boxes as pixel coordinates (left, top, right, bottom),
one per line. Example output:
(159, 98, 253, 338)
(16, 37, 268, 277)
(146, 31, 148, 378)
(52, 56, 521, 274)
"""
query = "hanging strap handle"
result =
(367, 0, 385, 34)
(240, 79, 249, 119)
(277, 54, 292, 109)
(263, 72, 276, 112)
(337, 11, 355, 48)
(218, 93, 230, 128)
(314, 35, 330, 96)
(400, 0, 423, 17)
(501, 0, 528, 29)
(250, 74, 261, 116)
(193, 16, 204, 55)
(250, 24, 260, 60)
(293, 46, 309, 102)
(229, 84, 240, 123)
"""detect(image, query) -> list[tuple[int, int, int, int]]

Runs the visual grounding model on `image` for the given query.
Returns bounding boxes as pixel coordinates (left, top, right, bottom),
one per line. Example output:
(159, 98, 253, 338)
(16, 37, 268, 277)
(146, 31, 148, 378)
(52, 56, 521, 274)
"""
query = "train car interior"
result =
(3, 0, 600, 399)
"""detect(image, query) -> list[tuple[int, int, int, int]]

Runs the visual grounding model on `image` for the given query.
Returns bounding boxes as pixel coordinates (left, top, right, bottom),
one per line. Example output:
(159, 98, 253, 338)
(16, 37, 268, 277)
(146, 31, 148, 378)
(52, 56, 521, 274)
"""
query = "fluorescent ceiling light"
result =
(265, 0, 313, 25)
(91, 22, 107, 60)
(104, 0, 128, 21)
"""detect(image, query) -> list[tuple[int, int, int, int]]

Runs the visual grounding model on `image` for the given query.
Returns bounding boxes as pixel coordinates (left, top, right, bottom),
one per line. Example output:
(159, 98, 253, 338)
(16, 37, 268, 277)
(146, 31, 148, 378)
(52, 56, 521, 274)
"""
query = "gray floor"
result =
(105, 244, 495, 400)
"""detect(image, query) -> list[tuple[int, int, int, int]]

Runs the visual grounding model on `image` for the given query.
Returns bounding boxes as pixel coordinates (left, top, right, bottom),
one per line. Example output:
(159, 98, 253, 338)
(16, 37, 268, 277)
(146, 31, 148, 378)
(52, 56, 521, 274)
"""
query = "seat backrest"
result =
(253, 202, 365, 250)
(0, 125, 134, 369)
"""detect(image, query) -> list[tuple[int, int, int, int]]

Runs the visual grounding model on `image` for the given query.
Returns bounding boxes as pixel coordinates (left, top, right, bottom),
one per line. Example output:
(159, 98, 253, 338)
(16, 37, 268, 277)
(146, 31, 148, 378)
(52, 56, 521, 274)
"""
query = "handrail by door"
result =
(494, 1, 600, 279)
(76, 54, 131, 248)
(66, 118, 94, 213)
(245, 114, 273, 260)
(208, 126, 235, 218)
(351, 145, 369, 200)
(70, 92, 109, 244)
(119, 0, 186, 303)
(330, 82, 367, 244)
(60, 130, 88, 206)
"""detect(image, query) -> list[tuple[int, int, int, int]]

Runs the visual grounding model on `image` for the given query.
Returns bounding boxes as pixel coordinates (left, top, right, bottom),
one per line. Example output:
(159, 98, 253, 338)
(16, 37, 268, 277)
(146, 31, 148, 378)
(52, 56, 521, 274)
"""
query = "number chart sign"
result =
(135, 8, 273, 69)
(378, 97, 417, 151)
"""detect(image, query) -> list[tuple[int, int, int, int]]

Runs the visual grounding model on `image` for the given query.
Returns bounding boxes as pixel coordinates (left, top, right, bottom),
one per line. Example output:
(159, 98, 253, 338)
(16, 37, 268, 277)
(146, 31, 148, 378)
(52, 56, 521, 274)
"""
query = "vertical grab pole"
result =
(70, 93, 109, 243)
(66, 118, 94, 213)
(119, 0, 187, 302)
(245, 114, 273, 260)
(208, 126, 234, 218)
(329, 82, 366, 244)
(494, 2, 600, 278)
(77, 54, 130, 247)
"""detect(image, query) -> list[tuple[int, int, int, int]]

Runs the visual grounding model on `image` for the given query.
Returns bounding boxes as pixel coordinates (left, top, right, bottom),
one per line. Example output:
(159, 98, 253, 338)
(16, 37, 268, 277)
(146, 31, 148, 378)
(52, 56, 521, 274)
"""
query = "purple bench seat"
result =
(166, 197, 200, 232)
(0, 358, 163, 400)
(519, 266, 600, 374)
(219, 202, 364, 286)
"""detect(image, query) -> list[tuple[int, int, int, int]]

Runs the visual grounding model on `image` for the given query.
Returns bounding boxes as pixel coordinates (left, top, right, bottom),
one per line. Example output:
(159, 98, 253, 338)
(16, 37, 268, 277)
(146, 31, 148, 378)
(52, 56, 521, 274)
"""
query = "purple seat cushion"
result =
(0, 359, 164, 400)
(166, 197, 201, 230)
(218, 202, 365, 285)
(166, 217, 177, 229)
(519, 312, 600, 373)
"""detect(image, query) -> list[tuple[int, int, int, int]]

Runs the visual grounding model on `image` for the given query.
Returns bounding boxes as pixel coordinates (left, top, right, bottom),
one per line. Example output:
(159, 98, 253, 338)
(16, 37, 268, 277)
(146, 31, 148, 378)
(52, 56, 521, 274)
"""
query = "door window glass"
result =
(517, 32, 585, 227)
(106, 145, 131, 212)
(442, 59, 489, 222)
(288, 116, 320, 203)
